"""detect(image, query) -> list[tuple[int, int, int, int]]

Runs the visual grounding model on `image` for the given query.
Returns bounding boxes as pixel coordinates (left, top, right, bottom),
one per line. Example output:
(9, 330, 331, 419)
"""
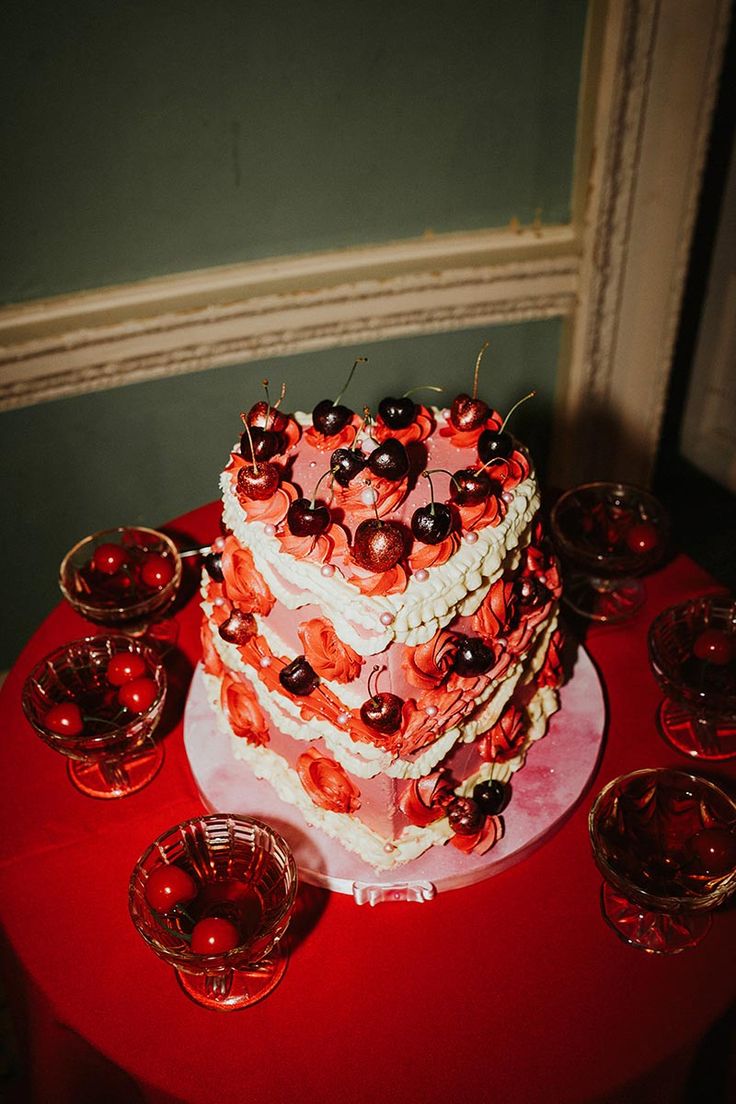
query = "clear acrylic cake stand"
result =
(183, 646, 605, 905)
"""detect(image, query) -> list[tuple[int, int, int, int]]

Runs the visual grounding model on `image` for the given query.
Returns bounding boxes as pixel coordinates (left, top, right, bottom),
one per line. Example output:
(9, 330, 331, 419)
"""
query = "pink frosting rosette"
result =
(399, 771, 454, 827)
(220, 673, 269, 745)
(304, 412, 362, 453)
(220, 537, 275, 616)
(478, 704, 526, 762)
(296, 747, 361, 813)
(297, 617, 363, 683)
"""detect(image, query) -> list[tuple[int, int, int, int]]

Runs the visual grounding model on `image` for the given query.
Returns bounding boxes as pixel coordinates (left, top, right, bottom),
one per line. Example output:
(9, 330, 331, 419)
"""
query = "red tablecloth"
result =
(1, 501, 734, 1104)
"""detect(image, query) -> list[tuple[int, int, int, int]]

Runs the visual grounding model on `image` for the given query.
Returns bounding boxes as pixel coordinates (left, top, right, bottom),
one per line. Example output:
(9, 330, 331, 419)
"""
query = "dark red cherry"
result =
(190, 917, 240, 955)
(287, 498, 331, 537)
(517, 576, 549, 609)
(331, 447, 368, 487)
(478, 428, 514, 463)
(352, 519, 406, 572)
(239, 425, 282, 462)
(236, 462, 280, 501)
(43, 701, 84, 737)
(411, 502, 453, 545)
(203, 551, 224, 581)
(218, 609, 257, 645)
(453, 636, 495, 677)
(118, 677, 159, 713)
(625, 521, 659, 554)
(473, 778, 510, 815)
(450, 394, 489, 432)
(145, 865, 197, 912)
(312, 398, 353, 436)
(360, 692, 404, 734)
(279, 656, 319, 696)
(378, 396, 416, 429)
(693, 629, 734, 666)
(140, 553, 175, 589)
(106, 652, 147, 687)
(687, 828, 736, 876)
(450, 468, 492, 506)
(367, 439, 410, 481)
(246, 400, 289, 434)
(92, 543, 127, 575)
(446, 796, 485, 835)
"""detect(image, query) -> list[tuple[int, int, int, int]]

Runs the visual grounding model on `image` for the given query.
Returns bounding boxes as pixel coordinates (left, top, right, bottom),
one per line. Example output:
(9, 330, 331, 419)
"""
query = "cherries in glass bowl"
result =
(59, 526, 182, 632)
(22, 634, 167, 798)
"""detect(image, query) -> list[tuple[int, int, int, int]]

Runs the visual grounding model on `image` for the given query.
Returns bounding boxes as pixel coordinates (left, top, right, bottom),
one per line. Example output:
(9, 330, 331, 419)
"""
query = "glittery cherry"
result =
(359, 665, 404, 734)
(473, 778, 510, 815)
(452, 636, 495, 677)
(279, 656, 319, 696)
(478, 390, 535, 463)
(352, 519, 405, 572)
(367, 438, 410, 481)
(245, 380, 290, 434)
(450, 341, 491, 431)
(218, 609, 257, 645)
(446, 796, 485, 835)
(236, 462, 280, 501)
(312, 357, 366, 435)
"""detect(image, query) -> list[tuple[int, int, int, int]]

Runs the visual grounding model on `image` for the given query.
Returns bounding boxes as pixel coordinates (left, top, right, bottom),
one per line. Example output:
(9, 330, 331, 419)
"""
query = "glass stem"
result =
(204, 970, 234, 1002)
(100, 759, 131, 791)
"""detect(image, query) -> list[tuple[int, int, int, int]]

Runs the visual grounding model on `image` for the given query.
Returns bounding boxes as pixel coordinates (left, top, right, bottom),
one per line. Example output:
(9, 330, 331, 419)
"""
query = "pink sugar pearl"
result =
(464, 531, 479, 544)
(379, 612, 394, 626)
(321, 564, 335, 578)
(415, 569, 429, 582)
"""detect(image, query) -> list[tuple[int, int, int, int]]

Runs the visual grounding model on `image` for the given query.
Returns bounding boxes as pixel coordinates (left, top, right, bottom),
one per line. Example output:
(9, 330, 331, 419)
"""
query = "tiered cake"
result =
(199, 370, 563, 870)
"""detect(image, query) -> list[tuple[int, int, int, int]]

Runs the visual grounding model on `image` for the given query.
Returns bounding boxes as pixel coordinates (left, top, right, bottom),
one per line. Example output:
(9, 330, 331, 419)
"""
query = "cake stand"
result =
(183, 646, 605, 904)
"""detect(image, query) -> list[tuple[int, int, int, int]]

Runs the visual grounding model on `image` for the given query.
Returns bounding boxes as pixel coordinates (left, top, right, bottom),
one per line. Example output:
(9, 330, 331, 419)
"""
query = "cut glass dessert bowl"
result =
(648, 594, 736, 761)
(59, 526, 182, 637)
(551, 482, 668, 622)
(22, 634, 166, 797)
(129, 814, 298, 1010)
(589, 768, 736, 953)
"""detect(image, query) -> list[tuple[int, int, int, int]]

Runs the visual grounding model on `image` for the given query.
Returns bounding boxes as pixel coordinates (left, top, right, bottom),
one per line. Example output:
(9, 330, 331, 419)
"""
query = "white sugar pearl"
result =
(337, 711, 350, 725)
(259, 657, 271, 668)
(264, 523, 276, 536)
(383, 842, 396, 853)
(361, 487, 378, 505)
(320, 564, 335, 578)
(213, 537, 226, 551)
(464, 531, 479, 544)
(415, 569, 429, 582)
(213, 596, 226, 608)
(426, 704, 438, 717)
(538, 575, 547, 585)
(379, 612, 394, 626)
(309, 461, 317, 468)
(502, 491, 514, 504)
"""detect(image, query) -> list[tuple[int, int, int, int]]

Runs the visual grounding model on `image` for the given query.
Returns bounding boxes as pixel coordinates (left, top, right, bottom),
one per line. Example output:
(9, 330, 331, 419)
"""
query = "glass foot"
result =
(600, 884, 711, 954)
(67, 743, 164, 798)
(562, 573, 645, 623)
(175, 947, 289, 1010)
(656, 699, 736, 761)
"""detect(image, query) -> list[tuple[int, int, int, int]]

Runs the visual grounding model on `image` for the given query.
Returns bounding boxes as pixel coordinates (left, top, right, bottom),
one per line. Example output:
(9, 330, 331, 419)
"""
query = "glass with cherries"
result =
(22, 634, 166, 798)
(59, 526, 182, 639)
(129, 814, 298, 1010)
(551, 482, 668, 622)
(589, 768, 736, 953)
(648, 594, 736, 760)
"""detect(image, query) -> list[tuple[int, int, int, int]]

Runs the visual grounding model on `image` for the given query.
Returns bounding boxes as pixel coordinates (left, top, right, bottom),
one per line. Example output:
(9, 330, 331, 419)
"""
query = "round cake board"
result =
(183, 646, 605, 903)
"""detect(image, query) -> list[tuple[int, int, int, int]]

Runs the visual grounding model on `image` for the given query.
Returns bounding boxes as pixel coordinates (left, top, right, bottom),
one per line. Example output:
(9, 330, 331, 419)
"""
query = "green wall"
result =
(2, 320, 562, 669)
(2, 0, 587, 303)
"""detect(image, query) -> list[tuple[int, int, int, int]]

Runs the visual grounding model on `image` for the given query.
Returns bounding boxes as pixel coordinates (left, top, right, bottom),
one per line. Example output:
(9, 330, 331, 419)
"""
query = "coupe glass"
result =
(129, 815, 298, 1010)
(551, 482, 668, 622)
(648, 595, 736, 760)
(22, 635, 166, 797)
(59, 526, 182, 639)
(589, 768, 736, 953)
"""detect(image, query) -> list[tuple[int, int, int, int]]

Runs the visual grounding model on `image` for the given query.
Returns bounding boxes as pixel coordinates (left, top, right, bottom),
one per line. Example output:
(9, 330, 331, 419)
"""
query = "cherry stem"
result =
(477, 455, 510, 476)
(472, 341, 490, 400)
(403, 385, 444, 399)
(334, 357, 367, 406)
(310, 468, 334, 509)
(500, 390, 536, 433)
(239, 418, 260, 475)
(351, 407, 371, 449)
(367, 664, 383, 701)
(424, 467, 462, 493)
(421, 470, 437, 514)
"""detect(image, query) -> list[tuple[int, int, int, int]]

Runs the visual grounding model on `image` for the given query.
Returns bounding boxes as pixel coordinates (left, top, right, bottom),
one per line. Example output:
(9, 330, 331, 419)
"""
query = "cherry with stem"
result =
(478, 390, 536, 463)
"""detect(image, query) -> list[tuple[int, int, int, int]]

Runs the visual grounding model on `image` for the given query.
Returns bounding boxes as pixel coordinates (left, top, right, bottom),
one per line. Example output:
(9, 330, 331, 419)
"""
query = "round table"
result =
(1, 501, 734, 1104)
